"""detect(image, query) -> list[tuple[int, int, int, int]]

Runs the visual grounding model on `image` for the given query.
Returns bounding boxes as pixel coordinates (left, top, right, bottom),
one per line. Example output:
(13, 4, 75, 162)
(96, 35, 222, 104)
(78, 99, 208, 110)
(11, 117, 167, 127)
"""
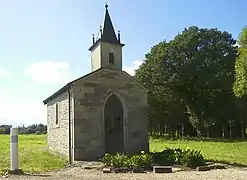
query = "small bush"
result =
(129, 151, 152, 168)
(180, 148, 205, 168)
(102, 153, 113, 166)
(35, 131, 41, 135)
(151, 147, 205, 168)
(102, 153, 128, 167)
(151, 148, 176, 165)
(102, 151, 152, 169)
(102, 148, 205, 169)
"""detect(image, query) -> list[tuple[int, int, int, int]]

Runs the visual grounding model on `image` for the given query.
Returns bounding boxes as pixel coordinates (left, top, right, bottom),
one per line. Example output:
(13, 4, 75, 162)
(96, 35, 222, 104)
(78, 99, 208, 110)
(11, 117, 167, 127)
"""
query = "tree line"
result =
(135, 25, 247, 139)
(0, 124, 47, 135)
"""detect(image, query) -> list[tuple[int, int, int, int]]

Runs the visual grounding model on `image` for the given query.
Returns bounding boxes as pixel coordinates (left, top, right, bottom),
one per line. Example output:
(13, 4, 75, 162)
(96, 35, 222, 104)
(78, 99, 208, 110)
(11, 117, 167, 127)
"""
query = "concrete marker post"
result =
(10, 128, 18, 171)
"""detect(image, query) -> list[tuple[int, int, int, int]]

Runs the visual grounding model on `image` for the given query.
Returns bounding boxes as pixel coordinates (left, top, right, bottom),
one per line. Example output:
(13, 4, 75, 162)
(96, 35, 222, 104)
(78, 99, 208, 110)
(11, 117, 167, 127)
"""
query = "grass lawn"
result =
(0, 134, 67, 174)
(150, 137, 247, 166)
(1, 135, 247, 174)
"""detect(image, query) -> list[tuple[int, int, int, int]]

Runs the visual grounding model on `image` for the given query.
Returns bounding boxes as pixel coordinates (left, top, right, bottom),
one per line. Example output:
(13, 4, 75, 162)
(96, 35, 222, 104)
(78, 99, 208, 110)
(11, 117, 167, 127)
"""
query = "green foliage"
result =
(102, 153, 129, 168)
(130, 151, 152, 168)
(135, 26, 238, 136)
(0, 124, 47, 134)
(102, 152, 152, 169)
(151, 148, 176, 165)
(0, 128, 5, 134)
(237, 26, 247, 48)
(102, 148, 205, 169)
(233, 26, 247, 138)
(151, 147, 205, 168)
(180, 148, 205, 168)
(150, 137, 247, 166)
(233, 47, 247, 97)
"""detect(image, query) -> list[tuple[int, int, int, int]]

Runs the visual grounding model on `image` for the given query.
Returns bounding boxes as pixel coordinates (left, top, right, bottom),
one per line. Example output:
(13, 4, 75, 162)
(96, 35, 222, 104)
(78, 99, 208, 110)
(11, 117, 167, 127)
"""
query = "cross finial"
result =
(105, 3, 108, 9)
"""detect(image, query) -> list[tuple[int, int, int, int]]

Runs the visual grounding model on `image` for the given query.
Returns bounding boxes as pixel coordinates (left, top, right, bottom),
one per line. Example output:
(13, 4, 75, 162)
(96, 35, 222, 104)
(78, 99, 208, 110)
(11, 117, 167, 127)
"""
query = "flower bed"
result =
(101, 147, 205, 172)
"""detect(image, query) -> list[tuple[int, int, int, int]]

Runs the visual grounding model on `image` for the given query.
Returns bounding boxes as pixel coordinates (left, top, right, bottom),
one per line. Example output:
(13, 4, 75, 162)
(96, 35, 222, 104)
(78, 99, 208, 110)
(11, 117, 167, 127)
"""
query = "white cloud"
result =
(0, 85, 46, 126)
(123, 60, 144, 76)
(0, 67, 10, 77)
(0, 83, 48, 126)
(0, 59, 145, 126)
(25, 60, 73, 85)
(0, 100, 46, 126)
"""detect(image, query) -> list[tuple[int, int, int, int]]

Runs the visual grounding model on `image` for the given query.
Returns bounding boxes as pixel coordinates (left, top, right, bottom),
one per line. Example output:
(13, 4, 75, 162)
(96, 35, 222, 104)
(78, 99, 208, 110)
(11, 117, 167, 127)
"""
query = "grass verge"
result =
(150, 136, 247, 166)
(0, 134, 67, 174)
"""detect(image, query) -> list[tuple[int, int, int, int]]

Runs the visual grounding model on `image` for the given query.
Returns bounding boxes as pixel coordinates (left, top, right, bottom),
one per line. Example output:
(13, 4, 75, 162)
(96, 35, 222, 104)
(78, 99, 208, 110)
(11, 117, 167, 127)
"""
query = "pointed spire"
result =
(88, 3, 124, 51)
(101, 3, 119, 44)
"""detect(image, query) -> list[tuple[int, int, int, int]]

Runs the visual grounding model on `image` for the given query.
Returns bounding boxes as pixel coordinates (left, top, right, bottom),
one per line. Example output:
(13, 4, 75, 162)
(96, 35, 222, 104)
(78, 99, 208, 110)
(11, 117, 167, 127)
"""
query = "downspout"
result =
(68, 84, 72, 165)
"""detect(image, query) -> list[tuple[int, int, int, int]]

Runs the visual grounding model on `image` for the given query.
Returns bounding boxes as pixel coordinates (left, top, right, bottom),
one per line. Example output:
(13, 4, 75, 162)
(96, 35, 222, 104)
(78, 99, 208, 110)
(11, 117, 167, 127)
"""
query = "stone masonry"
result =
(45, 68, 149, 162)
(44, 4, 149, 163)
(72, 68, 149, 160)
(46, 91, 71, 158)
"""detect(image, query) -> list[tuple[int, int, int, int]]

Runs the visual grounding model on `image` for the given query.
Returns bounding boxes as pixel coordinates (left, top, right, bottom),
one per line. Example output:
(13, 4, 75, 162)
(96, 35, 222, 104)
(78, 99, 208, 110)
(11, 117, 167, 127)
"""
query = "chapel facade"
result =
(43, 4, 149, 163)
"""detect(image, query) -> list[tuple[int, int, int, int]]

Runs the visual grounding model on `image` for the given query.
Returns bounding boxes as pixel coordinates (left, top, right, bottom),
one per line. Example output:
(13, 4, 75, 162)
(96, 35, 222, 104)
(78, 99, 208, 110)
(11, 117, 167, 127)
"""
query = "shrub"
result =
(151, 147, 205, 168)
(102, 153, 128, 168)
(173, 148, 184, 164)
(102, 151, 152, 169)
(35, 131, 41, 135)
(102, 148, 205, 169)
(180, 148, 205, 168)
(151, 148, 176, 165)
(102, 153, 113, 166)
(129, 151, 152, 168)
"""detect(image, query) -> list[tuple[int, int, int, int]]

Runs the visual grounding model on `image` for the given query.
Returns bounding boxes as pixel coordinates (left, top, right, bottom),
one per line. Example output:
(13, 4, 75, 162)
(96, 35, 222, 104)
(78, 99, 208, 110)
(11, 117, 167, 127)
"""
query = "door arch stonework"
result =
(103, 94, 124, 154)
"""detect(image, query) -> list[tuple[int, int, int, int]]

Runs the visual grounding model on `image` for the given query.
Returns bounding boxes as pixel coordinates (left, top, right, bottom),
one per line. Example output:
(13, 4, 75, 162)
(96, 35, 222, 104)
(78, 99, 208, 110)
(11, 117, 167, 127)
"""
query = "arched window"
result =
(109, 52, 114, 64)
(55, 103, 59, 125)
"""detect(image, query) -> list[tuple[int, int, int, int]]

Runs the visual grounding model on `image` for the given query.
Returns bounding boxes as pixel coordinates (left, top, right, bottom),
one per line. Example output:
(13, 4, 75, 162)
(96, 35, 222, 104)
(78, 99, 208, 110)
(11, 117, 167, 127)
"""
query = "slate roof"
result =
(89, 4, 124, 51)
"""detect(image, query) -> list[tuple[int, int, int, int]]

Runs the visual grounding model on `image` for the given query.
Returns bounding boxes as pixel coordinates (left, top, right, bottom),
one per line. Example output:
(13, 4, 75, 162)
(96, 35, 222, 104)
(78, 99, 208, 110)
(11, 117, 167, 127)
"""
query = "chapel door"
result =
(104, 95, 124, 154)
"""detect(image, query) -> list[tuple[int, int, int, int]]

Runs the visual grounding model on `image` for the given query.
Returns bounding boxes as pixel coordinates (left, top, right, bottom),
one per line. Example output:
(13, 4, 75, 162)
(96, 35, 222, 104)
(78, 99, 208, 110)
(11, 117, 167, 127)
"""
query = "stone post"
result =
(10, 128, 18, 171)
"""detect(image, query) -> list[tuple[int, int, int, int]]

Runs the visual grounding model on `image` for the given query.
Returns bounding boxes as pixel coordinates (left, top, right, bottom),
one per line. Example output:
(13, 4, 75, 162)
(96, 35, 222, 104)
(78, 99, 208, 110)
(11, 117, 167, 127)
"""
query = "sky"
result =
(0, 0, 246, 126)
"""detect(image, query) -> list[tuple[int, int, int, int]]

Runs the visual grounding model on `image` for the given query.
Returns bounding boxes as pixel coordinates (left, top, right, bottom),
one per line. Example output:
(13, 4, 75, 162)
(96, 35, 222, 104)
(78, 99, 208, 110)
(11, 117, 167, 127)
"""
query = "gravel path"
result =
(3, 167, 247, 180)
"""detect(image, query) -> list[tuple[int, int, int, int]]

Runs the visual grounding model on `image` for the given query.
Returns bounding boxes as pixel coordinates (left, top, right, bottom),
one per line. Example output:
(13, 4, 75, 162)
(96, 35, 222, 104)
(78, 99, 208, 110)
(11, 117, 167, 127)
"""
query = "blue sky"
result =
(0, 0, 246, 125)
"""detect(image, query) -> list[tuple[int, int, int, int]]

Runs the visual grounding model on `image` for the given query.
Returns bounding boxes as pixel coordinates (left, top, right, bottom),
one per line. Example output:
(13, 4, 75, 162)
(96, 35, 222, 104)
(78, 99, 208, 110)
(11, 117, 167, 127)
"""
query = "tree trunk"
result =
(162, 123, 165, 136)
(153, 124, 156, 136)
(229, 121, 232, 139)
(241, 124, 245, 139)
(206, 127, 209, 138)
(222, 125, 225, 139)
(181, 124, 184, 137)
(149, 121, 152, 136)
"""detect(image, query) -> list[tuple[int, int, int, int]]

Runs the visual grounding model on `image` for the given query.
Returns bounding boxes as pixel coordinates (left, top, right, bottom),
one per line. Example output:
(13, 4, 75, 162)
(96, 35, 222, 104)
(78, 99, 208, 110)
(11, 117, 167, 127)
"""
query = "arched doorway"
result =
(104, 95, 124, 154)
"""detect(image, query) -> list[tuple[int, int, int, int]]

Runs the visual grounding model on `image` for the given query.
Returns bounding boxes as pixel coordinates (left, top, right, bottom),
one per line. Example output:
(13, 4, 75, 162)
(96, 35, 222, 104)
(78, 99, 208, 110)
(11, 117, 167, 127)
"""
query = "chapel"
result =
(43, 4, 149, 162)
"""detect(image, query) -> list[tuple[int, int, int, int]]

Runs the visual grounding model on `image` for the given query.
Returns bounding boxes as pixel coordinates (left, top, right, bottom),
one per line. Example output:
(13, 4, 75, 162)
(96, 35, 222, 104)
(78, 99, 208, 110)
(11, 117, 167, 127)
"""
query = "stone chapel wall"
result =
(46, 91, 71, 158)
(72, 69, 149, 160)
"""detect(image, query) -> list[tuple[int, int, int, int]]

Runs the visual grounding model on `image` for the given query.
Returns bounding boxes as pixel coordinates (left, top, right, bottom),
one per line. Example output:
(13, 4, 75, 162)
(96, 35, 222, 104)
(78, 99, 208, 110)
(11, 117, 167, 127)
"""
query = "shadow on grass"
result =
(207, 159, 247, 168)
(150, 135, 247, 143)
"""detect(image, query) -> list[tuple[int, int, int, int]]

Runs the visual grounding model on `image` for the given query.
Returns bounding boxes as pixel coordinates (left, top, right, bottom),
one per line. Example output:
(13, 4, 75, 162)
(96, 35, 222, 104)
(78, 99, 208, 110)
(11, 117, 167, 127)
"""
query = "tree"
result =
(237, 26, 247, 48)
(233, 26, 247, 138)
(0, 125, 12, 134)
(233, 26, 247, 97)
(135, 26, 237, 136)
(0, 128, 5, 134)
(135, 42, 188, 136)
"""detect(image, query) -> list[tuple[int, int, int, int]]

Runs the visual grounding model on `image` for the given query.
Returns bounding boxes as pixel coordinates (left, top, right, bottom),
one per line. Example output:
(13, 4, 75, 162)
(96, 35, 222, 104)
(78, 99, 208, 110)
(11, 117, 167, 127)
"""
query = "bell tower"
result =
(89, 4, 125, 72)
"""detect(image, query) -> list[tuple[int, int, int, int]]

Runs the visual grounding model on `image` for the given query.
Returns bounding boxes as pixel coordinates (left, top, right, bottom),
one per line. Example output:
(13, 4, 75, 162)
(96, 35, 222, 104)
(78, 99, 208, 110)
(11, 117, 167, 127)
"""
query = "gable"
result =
(72, 68, 148, 93)
(43, 68, 147, 104)
(43, 68, 103, 104)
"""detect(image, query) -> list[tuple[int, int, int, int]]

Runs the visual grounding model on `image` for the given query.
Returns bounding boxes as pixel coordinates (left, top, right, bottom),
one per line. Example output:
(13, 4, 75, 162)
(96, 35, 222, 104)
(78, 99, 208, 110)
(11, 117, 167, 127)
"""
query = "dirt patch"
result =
(3, 166, 247, 180)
